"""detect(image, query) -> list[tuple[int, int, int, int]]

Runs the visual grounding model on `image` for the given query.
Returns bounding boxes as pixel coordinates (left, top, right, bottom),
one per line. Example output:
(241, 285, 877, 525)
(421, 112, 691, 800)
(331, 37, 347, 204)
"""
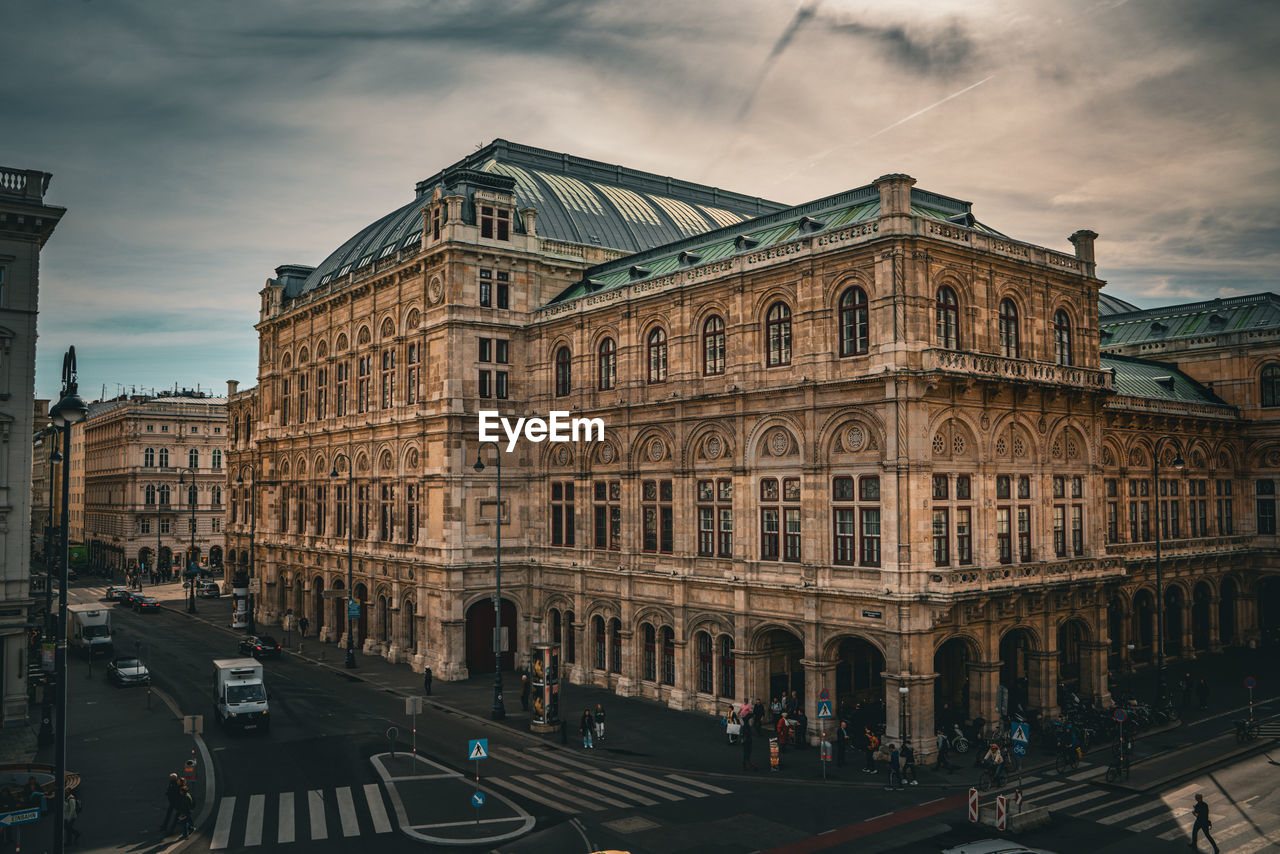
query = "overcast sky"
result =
(8, 0, 1278, 401)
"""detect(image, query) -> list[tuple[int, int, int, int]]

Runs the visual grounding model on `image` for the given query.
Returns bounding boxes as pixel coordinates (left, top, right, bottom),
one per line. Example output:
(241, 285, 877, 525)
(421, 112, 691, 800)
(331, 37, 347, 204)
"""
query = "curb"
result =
(150, 685, 216, 854)
(1103, 733, 1280, 793)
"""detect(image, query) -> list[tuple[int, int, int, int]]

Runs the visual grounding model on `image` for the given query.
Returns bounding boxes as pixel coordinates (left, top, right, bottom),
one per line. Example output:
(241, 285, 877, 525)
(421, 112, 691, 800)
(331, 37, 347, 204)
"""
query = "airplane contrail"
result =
(736, 1, 819, 122)
(865, 75, 994, 140)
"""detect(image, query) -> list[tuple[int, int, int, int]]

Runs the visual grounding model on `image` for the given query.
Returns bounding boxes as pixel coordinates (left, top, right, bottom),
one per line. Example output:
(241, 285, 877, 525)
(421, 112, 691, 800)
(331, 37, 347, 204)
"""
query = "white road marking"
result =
(363, 783, 392, 833)
(277, 792, 295, 844)
(666, 773, 732, 795)
(611, 766, 706, 798)
(335, 786, 360, 836)
(562, 770, 658, 806)
(308, 789, 328, 840)
(488, 776, 598, 814)
(243, 794, 265, 847)
(210, 796, 235, 850)
(542, 774, 631, 809)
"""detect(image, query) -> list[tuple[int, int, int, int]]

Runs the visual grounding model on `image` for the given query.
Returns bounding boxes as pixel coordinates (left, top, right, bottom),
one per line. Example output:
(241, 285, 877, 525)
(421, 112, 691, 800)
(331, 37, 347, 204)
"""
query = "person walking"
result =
(1190, 793, 1220, 853)
(1178, 673, 1192, 709)
(64, 789, 82, 843)
(176, 782, 195, 840)
(161, 772, 183, 832)
(835, 721, 850, 767)
(935, 728, 954, 771)
(423, 666, 433, 695)
(753, 698, 766, 735)
(902, 742, 918, 785)
(862, 726, 879, 773)
(1196, 679, 1210, 711)
(741, 723, 758, 771)
(884, 744, 903, 790)
(520, 674, 531, 711)
(594, 703, 607, 742)
(579, 709, 595, 749)
(298, 616, 310, 638)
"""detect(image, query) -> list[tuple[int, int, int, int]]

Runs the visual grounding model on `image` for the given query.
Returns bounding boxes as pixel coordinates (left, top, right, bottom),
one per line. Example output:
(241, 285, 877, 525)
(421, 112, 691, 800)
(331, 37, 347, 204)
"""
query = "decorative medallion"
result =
(995, 436, 1008, 456)
(599, 443, 615, 464)
(648, 438, 666, 462)
(770, 431, 789, 456)
(705, 435, 723, 460)
(952, 433, 965, 456)
(1051, 439, 1063, 458)
(1219, 451, 1231, 469)
(1191, 451, 1205, 469)
(408, 449, 420, 469)
(1129, 449, 1144, 467)
(1066, 439, 1079, 460)
(428, 277, 444, 305)
(1013, 436, 1026, 457)
(933, 432, 946, 456)
(980, 413, 990, 430)
(845, 426, 865, 453)
(1267, 449, 1280, 468)
(1038, 416, 1048, 434)
(554, 445, 570, 466)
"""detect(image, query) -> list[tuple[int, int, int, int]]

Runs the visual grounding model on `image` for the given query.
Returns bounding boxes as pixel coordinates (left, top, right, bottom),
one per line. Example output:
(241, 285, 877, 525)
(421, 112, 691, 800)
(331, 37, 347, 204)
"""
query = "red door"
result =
(466, 599, 517, 672)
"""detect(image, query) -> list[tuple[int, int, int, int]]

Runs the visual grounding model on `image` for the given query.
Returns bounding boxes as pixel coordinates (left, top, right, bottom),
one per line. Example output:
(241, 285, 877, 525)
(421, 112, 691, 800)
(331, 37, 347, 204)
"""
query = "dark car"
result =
(116, 589, 137, 607)
(239, 635, 282, 659)
(104, 586, 128, 601)
(107, 656, 151, 687)
(132, 595, 160, 612)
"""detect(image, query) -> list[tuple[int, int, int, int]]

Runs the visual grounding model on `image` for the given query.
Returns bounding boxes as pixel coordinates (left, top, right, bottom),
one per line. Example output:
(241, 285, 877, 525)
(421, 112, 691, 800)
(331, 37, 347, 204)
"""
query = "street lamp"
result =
(329, 454, 357, 669)
(179, 466, 198, 614)
(35, 426, 59, 747)
(898, 684, 910, 749)
(235, 468, 257, 635)
(49, 345, 88, 854)
(1126, 642, 1136, 699)
(1152, 436, 1184, 710)
(473, 441, 506, 721)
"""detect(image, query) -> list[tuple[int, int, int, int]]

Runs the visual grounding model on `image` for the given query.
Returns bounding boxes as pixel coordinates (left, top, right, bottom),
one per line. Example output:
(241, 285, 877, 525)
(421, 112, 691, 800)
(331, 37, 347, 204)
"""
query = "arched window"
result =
(642, 623, 656, 681)
(144, 448, 155, 468)
(158, 448, 169, 468)
(1263, 365, 1280, 407)
(839, 287, 869, 356)
(661, 626, 675, 685)
(766, 302, 792, 366)
(703, 315, 725, 375)
(159, 485, 171, 505)
(598, 338, 616, 390)
(188, 484, 198, 506)
(144, 484, 156, 505)
(718, 635, 735, 698)
(647, 328, 668, 383)
(696, 631, 714, 694)
(211, 485, 222, 506)
(564, 611, 576, 663)
(1054, 309, 1073, 366)
(609, 617, 622, 674)
(188, 448, 199, 469)
(936, 286, 960, 349)
(999, 298, 1019, 358)
(594, 616, 606, 670)
(554, 346, 571, 397)
(212, 449, 222, 470)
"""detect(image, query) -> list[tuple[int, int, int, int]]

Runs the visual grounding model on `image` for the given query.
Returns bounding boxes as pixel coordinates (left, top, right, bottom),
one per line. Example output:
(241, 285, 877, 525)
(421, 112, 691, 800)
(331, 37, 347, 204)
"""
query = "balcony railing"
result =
(929, 556, 1125, 592)
(922, 349, 1113, 392)
(1105, 534, 1253, 559)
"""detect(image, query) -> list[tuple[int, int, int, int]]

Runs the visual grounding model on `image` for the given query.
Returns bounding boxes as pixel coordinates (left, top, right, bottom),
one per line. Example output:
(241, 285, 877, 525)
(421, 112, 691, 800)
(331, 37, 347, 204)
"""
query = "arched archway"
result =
(1191, 582, 1212, 651)
(1260, 577, 1280, 647)
(833, 636, 885, 724)
(465, 598, 517, 671)
(999, 628, 1036, 713)
(933, 637, 972, 729)
(377, 594, 389, 644)
(756, 628, 804, 705)
(1133, 589, 1155, 662)
(1219, 578, 1238, 645)
(209, 546, 223, 567)
(138, 548, 153, 574)
(1057, 619, 1088, 695)
(1164, 586, 1185, 657)
(313, 576, 325, 637)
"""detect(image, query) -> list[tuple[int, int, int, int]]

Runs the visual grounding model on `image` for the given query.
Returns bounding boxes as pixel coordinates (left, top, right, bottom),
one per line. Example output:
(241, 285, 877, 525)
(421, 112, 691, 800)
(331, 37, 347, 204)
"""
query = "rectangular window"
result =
(996, 475, 1011, 500)
(379, 483, 394, 541)
(357, 355, 371, 413)
(406, 484, 418, 544)
(380, 348, 395, 408)
(495, 339, 509, 364)
(1071, 505, 1084, 555)
(479, 269, 492, 307)
(479, 205, 510, 241)
(933, 508, 949, 566)
(160, 518, 170, 534)
(495, 371, 508, 400)
(783, 508, 801, 562)
(1140, 500, 1150, 542)
(281, 378, 290, 425)
(315, 485, 326, 536)
(140, 518, 151, 535)
(956, 507, 972, 564)
(593, 481, 621, 550)
(336, 485, 347, 537)
(760, 508, 780, 560)
(1017, 475, 1031, 500)
(479, 338, 492, 362)
(550, 481, 575, 547)
(956, 474, 971, 500)
(861, 508, 881, 566)
(642, 480, 672, 553)
(1054, 505, 1067, 557)
(298, 372, 309, 422)
(760, 477, 799, 561)
(497, 271, 509, 309)
(478, 370, 491, 398)
(1217, 479, 1234, 534)
(1129, 502, 1139, 542)
(1072, 476, 1083, 499)
(697, 479, 732, 557)
(405, 347, 417, 406)
(834, 508, 855, 564)
(336, 361, 349, 417)
(357, 484, 370, 539)
(997, 507, 1011, 564)
(1053, 475, 1065, 500)
(1017, 506, 1031, 561)
(1106, 478, 1117, 499)
(1258, 480, 1276, 535)
(932, 475, 949, 500)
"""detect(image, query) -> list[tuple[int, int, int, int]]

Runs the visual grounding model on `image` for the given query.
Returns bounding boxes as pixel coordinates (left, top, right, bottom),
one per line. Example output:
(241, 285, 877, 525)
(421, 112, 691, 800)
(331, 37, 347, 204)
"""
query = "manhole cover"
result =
(602, 816, 659, 834)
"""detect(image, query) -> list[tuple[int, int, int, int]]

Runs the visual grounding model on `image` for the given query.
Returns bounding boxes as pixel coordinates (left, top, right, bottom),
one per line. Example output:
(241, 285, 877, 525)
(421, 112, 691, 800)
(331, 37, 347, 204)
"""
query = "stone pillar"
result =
(802, 658, 838, 745)
(883, 672, 936, 758)
(1238, 593, 1259, 647)
(1208, 596, 1223, 653)
(666, 641, 691, 710)
(1027, 650, 1058, 723)
(615, 630, 636, 697)
(1080, 641, 1112, 708)
(1068, 229, 1099, 278)
(565, 619, 588, 684)
(1181, 599, 1196, 659)
(968, 661, 1002, 727)
(384, 600, 403, 664)
(439, 618, 468, 680)
(738, 650, 767, 709)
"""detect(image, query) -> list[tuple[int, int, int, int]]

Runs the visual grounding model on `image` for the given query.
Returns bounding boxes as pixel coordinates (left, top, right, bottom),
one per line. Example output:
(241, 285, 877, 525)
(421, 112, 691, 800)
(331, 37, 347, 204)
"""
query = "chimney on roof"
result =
(1069, 229, 1098, 277)
(874, 174, 916, 232)
(520, 207, 538, 237)
(227, 380, 239, 397)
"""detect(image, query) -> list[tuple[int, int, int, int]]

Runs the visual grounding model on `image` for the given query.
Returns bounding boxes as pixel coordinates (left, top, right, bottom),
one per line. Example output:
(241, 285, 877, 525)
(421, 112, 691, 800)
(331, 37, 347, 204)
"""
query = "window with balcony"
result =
(999, 298, 1019, 358)
(554, 346, 571, 397)
(1257, 479, 1276, 535)
(1054, 309, 1073, 366)
(647, 329, 668, 383)
(598, 338, 616, 390)
(936, 286, 960, 349)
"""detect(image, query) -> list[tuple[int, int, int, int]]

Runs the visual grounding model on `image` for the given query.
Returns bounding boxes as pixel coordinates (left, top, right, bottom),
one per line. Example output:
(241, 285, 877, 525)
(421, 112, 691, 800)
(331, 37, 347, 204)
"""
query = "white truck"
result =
(212, 658, 270, 732)
(67, 604, 113, 658)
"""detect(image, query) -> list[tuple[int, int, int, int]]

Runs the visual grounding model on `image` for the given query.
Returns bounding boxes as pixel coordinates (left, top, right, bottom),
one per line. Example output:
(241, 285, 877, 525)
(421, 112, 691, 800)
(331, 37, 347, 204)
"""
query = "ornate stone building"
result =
(227, 140, 1278, 755)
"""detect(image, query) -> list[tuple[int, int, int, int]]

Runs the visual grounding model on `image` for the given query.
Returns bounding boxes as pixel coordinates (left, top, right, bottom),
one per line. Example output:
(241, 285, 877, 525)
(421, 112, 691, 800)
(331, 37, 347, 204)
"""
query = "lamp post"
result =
(472, 441, 506, 721)
(179, 466, 198, 614)
(329, 454, 357, 669)
(1152, 436, 1184, 709)
(1126, 642, 1136, 699)
(35, 426, 59, 747)
(49, 346, 88, 854)
(899, 684, 910, 750)
(236, 468, 257, 635)
(154, 477, 162, 590)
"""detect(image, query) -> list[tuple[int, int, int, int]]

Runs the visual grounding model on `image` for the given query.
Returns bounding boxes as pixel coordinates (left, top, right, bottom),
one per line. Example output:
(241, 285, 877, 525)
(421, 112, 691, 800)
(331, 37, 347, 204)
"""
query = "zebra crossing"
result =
(483, 746, 733, 815)
(1000, 772, 1280, 851)
(207, 783, 393, 850)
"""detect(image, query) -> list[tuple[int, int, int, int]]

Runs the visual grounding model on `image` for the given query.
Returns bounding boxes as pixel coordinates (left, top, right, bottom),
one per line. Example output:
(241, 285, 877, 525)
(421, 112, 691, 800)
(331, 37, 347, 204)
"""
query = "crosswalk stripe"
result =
(244, 794, 265, 847)
(490, 750, 542, 772)
(542, 774, 631, 809)
(363, 783, 392, 833)
(511, 775, 605, 811)
(666, 774, 732, 795)
(211, 796, 236, 850)
(488, 776, 595, 814)
(562, 771, 658, 806)
(1018, 779, 1081, 798)
(1130, 809, 1185, 833)
(1095, 799, 1171, 825)
(1233, 831, 1280, 854)
(278, 792, 296, 844)
(528, 749, 595, 772)
(1049, 788, 1110, 812)
(1076, 793, 1143, 816)
(588, 768, 681, 801)
(610, 767, 708, 798)
(308, 789, 328, 840)
(1210, 812, 1280, 846)
(335, 787, 360, 837)
(1066, 766, 1099, 781)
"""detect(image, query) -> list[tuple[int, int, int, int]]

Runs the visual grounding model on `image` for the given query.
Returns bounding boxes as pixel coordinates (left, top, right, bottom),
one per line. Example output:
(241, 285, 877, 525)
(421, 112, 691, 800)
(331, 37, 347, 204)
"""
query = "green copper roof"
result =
(1099, 293, 1280, 347)
(1101, 353, 1229, 407)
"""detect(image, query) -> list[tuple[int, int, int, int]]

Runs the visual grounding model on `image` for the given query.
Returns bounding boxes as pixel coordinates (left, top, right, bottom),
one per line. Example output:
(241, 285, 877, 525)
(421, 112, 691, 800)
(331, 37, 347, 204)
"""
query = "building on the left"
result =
(0, 166, 65, 726)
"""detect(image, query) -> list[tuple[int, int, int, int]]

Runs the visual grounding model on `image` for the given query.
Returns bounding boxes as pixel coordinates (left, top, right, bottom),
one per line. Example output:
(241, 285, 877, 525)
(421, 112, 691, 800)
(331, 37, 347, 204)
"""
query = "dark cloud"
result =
(827, 17, 976, 76)
(736, 2, 818, 121)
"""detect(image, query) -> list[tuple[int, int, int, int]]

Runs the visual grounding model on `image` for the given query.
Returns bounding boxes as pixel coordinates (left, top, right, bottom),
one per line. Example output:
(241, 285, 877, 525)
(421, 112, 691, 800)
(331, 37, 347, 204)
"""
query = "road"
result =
(69, 579, 1280, 854)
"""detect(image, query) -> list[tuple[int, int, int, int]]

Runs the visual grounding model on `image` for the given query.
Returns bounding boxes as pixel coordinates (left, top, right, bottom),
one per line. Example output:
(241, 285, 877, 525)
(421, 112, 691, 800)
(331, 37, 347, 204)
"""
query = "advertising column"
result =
(231, 568, 249, 629)
(529, 642, 561, 733)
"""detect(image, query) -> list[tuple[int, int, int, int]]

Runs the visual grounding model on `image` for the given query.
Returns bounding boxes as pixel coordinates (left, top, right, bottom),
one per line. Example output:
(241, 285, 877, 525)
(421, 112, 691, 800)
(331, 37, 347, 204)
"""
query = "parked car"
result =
(132, 595, 160, 612)
(941, 843, 1060, 854)
(104, 586, 128, 601)
(107, 656, 151, 687)
(116, 590, 137, 607)
(197, 580, 221, 598)
(238, 635, 282, 659)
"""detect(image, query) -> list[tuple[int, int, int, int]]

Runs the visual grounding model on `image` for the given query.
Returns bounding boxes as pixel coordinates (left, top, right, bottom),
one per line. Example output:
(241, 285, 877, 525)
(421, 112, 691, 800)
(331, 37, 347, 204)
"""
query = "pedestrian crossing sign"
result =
(468, 738, 489, 761)
(1011, 721, 1029, 756)
(816, 700, 833, 718)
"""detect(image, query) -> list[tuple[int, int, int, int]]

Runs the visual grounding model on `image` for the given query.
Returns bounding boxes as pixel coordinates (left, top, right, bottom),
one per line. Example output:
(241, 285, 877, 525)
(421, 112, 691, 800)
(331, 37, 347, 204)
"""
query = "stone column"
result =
(1080, 641, 1112, 708)
(968, 661, 1002, 727)
(882, 672, 936, 759)
(666, 641, 691, 710)
(615, 630, 636, 697)
(1208, 596, 1223, 653)
(1026, 650, 1058, 723)
(1238, 593, 1259, 647)
(1181, 598, 1196, 659)
(802, 658, 838, 745)
(384, 598, 403, 664)
(439, 618, 468, 680)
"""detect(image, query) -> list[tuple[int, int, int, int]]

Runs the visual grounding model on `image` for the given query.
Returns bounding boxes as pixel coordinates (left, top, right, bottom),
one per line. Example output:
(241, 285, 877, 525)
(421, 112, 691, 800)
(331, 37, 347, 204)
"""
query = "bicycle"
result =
(1235, 718, 1260, 743)
(1054, 745, 1081, 775)
(977, 763, 1007, 792)
(1105, 744, 1131, 783)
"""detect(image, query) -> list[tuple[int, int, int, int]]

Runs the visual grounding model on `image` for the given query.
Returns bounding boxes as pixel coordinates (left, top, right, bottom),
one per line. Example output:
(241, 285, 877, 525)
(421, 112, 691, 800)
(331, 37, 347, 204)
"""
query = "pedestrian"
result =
(579, 709, 595, 749)
(423, 666, 433, 696)
(520, 674, 530, 711)
(299, 616, 309, 638)
(901, 742, 918, 785)
(161, 772, 182, 832)
(787, 690, 799, 715)
(1190, 793, 1220, 853)
(884, 744, 903, 790)
(1196, 678, 1210, 711)
(753, 698, 766, 735)
(770, 697, 782, 725)
(862, 726, 879, 773)
(176, 782, 195, 840)
(835, 720, 850, 767)
(935, 728, 954, 771)
(1179, 673, 1192, 709)
(741, 721, 758, 771)
(64, 789, 82, 843)
(594, 702, 607, 741)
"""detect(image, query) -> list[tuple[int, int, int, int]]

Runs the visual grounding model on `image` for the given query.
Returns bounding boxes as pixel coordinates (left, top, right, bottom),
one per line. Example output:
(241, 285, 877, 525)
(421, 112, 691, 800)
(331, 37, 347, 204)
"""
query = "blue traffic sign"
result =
(1010, 721, 1030, 757)
(468, 738, 489, 761)
(471, 791, 486, 808)
(818, 688, 830, 701)
(816, 700, 834, 719)
(1245, 676, 1257, 689)
(0, 806, 41, 827)
(1113, 708, 1127, 723)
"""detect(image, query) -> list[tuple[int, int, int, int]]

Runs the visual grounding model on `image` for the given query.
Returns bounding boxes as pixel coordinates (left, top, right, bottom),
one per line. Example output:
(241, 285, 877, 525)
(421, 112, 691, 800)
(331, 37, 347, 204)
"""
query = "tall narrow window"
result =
(281, 377, 291, 425)
(298, 371, 309, 421)
(766, 302, 792, 366)
(336, 483, 348, 537)
(1263, 365, 1280, 407)
(936, 286, 960, 349)
(593, 480, 621, 550)
(594, 617, 606, 670)
(697, 478, 732, 557)
(1217, 479, 1234, 534)
(997, 507, 1011, 563)
(642, 480, 673, 553)
(381, 348, 396, 408)
(379, 483, 394, 540)
(188, 448, 199, 469)
(356, 483, 370, 539)
(405, 345, 418, 406)
(496, 271, 510, 309)
(839, 287, 869, 356)
(1054, 309, 1073, 366)
(643, 624, 656, 682)
(598, 338, 616, 390)
(479, 269, 492, 307)
(999, 298, 1019, 358)
(760, 477, 801, 561)
(661, 626, 675, 684)
(335, 361, 349, 417)
(697, 632, 713, 694)
(314, 485, 326, 536)
(145, 484, 156, 505)
(554, 347, 571, 397)
(144, 447, 155, 467)
(357, 355, 371, 412)
(719, 636, 735, 698)
(609, 618, 621, 674)
(212, 449, 222, 470)
(159, 448, 169, 468)
(550, 481, 575, 546)
(406, 483, 419, 543)
(933, 508, 950, 566)
(647, 328, 668, 383)
(703, 315, 725, 375)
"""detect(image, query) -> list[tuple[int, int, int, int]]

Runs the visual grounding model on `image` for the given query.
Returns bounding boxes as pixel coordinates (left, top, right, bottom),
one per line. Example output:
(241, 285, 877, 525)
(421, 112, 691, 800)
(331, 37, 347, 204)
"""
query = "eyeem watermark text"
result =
(479, 410, 605, 452)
